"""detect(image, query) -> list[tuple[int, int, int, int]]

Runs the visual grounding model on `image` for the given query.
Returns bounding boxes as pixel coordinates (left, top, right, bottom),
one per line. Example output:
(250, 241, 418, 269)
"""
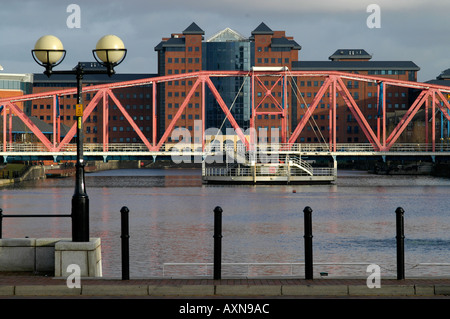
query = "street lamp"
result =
(32, 35, 126, 242)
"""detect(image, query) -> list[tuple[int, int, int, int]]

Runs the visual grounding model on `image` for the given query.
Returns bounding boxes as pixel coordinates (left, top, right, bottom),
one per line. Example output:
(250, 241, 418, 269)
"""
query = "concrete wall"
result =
(0, 238, 63, 273)
(0, 237, 102, 277)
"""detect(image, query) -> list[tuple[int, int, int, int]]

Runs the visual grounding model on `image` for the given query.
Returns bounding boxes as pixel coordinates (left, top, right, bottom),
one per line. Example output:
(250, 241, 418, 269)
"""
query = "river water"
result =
(1, 169, 449, 279)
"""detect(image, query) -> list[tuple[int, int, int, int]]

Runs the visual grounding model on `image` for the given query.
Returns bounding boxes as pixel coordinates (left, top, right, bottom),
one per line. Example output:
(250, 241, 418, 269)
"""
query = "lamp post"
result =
(32, 35, 126, 242)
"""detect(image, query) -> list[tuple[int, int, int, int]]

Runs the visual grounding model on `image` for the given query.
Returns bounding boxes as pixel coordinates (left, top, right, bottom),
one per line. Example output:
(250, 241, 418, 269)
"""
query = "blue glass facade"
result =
(203, 40, 254, 133)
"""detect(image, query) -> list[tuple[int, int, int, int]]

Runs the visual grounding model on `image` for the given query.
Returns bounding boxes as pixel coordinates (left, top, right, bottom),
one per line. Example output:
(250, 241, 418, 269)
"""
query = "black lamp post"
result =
(32, 35, 127, 242)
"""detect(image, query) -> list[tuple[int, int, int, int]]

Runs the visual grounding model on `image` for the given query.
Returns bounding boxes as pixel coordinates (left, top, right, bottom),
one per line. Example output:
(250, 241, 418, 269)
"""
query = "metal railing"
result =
(203, 166, 336, 177)
(160, 206, 421, 280)
(0, 208, 71, 239)
(2, 142, 450, 153)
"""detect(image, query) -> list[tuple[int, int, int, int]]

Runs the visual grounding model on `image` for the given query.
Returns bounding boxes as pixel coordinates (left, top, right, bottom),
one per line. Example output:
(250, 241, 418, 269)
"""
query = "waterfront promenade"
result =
(1, 272, 449, 298)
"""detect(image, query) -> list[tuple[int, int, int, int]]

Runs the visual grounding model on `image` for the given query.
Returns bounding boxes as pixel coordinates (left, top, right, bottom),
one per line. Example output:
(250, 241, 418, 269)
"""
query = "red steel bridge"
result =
(2, 69, 450, 162)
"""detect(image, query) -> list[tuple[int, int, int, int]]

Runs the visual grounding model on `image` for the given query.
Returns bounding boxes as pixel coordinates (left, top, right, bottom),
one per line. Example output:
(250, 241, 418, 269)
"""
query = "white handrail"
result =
(3, 142, 450, 153)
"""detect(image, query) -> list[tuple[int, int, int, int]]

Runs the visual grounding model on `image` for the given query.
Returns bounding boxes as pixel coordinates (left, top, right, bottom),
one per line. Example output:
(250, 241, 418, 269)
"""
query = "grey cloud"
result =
(0, 0, 449, 82)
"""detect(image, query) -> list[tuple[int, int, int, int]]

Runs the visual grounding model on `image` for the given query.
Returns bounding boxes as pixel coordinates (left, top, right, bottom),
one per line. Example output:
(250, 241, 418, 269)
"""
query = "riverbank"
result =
(44, 160, 142, 178)
(0, 160, 143, 186)
(0, 165, 46, 187)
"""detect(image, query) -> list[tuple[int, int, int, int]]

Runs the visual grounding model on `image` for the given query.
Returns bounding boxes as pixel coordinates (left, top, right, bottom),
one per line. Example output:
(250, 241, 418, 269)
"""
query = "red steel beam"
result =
(103, 90, 109, 152)
(385, 90, 430, 150)
(7, 102, 54, 151)
(336, 77, 382, 151)
(107, 89, 153, 151)
(435, 90, 450, 122)
(205, 76, 249, 149)
(288, 76, 333, 144)
(155, 77, 202, 151)
(56, 90, 105, 151)
(254, 75, 284, 111)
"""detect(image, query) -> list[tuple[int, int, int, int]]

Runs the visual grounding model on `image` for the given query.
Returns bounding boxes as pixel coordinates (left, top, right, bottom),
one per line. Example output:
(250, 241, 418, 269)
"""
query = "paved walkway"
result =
(1, 272, 449, 298)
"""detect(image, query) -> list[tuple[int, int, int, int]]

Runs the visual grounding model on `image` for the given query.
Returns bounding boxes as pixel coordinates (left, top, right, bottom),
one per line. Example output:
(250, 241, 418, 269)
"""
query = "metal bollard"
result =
(303, 206, 313, 280)
(0, 208, 3, 239)
(213, 206, 223, 280)
(395, 207, 405, 280)
(120, 206, 130, 280)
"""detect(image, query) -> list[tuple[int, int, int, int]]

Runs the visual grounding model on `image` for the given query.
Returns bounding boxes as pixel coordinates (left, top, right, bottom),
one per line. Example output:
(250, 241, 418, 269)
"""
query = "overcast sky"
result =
(1, 0, 449, 82)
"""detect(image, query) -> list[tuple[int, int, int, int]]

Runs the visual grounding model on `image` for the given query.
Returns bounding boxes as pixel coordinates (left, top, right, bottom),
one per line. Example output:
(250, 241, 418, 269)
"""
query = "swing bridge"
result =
(2, 69, 450, 182)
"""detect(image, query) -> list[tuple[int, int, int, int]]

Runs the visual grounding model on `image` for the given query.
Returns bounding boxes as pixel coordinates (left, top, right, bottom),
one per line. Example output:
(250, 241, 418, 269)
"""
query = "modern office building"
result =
(203, 27, 253, 133)
(155, 22, 301, 142)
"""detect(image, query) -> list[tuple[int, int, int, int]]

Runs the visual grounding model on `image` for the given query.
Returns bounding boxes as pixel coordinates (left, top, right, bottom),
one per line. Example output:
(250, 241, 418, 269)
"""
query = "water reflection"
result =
(0, 169, 449, 278)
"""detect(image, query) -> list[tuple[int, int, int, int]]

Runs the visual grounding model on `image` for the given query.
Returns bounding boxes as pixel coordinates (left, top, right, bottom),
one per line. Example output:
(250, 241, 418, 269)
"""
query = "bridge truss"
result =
(2, 69, 450, 161)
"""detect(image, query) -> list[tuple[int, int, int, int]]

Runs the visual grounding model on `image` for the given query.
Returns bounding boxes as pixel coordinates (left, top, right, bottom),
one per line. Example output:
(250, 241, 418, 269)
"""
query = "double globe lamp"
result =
(32, 35, 127, 242)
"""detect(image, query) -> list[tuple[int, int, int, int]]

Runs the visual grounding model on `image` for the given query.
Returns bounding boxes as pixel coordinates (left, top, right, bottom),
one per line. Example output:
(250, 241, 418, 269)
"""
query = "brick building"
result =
(291, 49, 420, 143)
(154, 23, 205, 143)
(0, 73, 33, 112)
(28, 24, 425, 147)
(155, 22, 301, 143)
(31, 63, 156, 144)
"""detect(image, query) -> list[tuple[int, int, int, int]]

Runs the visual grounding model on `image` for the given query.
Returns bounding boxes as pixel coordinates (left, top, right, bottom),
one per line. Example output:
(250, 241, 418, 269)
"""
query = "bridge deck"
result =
(2, 143, 450, 162)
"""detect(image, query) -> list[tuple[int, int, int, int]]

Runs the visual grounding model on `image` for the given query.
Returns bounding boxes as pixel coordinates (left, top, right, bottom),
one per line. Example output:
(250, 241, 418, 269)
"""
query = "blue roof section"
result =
(155, 37, 186, 51)
(183, 22, 205, 35)
(251, 22, 274, 35)
(329, 49, 372, 60)
(33, 73, 157, 85)
(271, 37, 301, 50)
(292, 60, 420, 71)
(437, 68, 450, 80)
(426, 79, 450, 87)
(0, 115, 71, 135)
